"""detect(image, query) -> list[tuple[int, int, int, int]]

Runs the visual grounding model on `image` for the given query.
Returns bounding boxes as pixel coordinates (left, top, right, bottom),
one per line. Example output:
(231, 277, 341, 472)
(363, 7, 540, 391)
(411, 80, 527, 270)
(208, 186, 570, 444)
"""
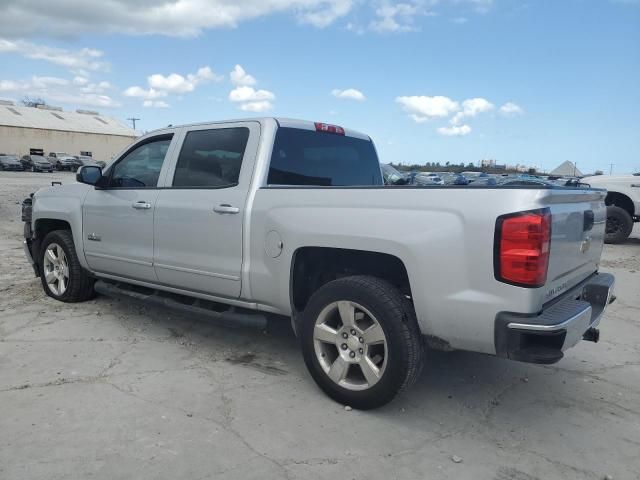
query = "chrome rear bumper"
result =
(495, 273, 615, 364)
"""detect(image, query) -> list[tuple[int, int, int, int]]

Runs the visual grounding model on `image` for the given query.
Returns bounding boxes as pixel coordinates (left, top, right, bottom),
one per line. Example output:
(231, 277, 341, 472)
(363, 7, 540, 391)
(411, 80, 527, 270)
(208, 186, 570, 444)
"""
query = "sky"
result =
(0, 0, 638, 174)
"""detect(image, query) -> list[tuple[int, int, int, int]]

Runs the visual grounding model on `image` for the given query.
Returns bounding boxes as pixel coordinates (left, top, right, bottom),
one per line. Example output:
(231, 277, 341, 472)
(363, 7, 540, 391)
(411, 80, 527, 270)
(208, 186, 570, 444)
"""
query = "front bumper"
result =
(495, 273, 615, 364)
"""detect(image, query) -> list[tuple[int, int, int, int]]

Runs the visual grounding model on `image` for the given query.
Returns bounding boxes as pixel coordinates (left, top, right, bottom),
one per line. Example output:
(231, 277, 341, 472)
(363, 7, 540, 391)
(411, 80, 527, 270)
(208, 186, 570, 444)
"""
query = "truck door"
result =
(82, 133, 177, 282)
(153, 122, 260, 299)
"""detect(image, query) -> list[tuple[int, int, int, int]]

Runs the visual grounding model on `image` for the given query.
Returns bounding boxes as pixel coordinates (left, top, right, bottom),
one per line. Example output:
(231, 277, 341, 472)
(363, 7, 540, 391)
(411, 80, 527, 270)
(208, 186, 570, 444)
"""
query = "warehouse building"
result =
(0, 101, 137, 162)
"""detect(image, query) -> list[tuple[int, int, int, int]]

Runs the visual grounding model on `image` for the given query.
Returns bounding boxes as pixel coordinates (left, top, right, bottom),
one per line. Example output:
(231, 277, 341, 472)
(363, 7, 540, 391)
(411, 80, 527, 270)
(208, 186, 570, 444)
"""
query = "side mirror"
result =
(76, 165, 102, 186)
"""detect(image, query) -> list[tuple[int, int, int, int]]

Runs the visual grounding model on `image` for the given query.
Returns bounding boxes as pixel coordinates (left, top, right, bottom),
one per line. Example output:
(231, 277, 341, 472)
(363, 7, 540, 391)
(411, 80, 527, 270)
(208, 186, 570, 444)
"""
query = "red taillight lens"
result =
(314, 122, 345, 135)
(495, 209, 551, 287)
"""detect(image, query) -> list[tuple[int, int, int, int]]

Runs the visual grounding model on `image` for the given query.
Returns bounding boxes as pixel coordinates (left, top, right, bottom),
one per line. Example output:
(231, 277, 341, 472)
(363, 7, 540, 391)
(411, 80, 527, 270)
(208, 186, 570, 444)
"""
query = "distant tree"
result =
(21, 96, 47, 107)
(594, 170, 604, 176)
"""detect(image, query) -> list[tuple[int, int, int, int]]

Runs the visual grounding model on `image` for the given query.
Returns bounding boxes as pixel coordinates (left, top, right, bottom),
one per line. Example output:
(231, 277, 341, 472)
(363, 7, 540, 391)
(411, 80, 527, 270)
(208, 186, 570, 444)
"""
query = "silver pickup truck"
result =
(22, 118, 615, 409)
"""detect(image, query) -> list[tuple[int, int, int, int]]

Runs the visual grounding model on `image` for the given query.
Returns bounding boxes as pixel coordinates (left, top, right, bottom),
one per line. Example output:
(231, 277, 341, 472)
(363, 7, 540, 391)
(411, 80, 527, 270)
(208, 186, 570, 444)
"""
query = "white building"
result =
(0, 101, 136, 162)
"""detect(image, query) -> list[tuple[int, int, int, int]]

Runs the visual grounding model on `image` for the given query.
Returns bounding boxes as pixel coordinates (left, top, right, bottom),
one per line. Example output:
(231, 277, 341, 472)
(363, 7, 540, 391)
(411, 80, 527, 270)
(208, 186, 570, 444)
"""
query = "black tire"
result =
(605, 206, 633, 244)
(300, 275, 424, 410)
(39, 230, 95, 302)
(31, 166, 36, 172)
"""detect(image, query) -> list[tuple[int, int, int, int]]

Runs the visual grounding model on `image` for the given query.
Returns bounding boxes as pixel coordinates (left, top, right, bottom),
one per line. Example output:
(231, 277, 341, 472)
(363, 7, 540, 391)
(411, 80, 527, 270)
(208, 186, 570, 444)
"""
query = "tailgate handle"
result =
(583, 210, 594, 231)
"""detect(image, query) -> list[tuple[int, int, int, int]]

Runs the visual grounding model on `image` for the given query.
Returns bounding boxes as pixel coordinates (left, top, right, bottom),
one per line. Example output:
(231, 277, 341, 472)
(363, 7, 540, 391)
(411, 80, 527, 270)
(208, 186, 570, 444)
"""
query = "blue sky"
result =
(0, 0, 638, 173)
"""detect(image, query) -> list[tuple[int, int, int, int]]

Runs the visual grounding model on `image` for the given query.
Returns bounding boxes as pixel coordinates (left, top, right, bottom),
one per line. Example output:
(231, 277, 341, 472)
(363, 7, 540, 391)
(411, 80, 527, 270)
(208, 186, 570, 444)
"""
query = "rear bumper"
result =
(495, 272, 615, 364)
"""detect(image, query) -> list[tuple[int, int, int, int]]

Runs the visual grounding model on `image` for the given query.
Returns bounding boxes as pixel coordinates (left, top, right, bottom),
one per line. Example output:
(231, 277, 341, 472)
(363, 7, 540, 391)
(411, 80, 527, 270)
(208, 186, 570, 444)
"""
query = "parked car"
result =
(582, 175, 640, 244)
(22, 117, 614, 409)
(413, 173, 444, 185)
(0, 155, 24, 171)
(74, 155, 101, 168)
(439, 172, 469, 185)
(48, 152, 81, 171)
(20, 155, 54, 172)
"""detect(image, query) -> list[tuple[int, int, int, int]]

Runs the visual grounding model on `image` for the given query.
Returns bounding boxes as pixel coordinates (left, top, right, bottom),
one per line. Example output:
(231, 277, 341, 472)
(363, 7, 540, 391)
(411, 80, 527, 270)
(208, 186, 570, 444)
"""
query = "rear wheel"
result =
(39, 230, 95, 302)
(605, 206, 633, 244)
(300, 275, 424, 409)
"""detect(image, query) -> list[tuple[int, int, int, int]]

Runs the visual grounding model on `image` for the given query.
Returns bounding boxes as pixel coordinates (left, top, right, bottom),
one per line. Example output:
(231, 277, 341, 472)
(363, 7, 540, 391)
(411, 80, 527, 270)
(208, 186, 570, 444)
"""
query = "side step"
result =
(94, 280, 267, 329)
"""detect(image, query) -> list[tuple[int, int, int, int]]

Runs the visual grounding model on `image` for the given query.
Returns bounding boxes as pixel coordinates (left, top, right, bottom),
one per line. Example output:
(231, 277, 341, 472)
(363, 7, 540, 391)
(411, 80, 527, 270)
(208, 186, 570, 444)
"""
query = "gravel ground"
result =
(1, 171, 639, 480)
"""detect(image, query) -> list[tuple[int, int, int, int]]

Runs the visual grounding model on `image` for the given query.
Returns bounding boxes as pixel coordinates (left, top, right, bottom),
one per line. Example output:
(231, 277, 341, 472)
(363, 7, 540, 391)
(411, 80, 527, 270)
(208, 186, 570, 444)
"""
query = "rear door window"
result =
(172, 127, 250, 188)
(267, 127, 382, 186)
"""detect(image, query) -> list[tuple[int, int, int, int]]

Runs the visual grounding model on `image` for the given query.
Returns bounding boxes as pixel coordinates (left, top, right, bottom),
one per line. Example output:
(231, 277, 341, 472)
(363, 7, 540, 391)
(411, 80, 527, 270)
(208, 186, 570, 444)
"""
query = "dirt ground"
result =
(1, 171, 639, 480)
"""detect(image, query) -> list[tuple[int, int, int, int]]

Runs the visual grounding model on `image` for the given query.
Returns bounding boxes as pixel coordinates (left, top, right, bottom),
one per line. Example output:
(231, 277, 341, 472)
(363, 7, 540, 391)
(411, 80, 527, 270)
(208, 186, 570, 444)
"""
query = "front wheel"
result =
(300, 275, 424, 409)
(39, 230, 95, 302)
(605, 206, 633, 244)
(31, 166, 36, 172)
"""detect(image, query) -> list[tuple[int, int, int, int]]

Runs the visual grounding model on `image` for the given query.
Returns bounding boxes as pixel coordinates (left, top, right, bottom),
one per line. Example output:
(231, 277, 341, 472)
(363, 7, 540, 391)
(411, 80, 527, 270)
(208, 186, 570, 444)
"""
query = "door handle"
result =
(132, 201, 151, 210)
(213, 204, 240, 214)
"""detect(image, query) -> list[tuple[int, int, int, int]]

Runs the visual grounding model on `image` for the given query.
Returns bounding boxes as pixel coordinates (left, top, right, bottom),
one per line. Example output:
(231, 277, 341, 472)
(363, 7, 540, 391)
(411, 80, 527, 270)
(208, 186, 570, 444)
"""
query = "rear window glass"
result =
(267, 127, 382, 186)
(173, 128, 249, 188)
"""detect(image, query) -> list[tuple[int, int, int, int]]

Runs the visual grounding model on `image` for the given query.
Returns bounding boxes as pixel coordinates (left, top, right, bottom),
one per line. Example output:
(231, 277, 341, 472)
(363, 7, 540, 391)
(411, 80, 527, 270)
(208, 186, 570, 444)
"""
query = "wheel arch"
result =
(289, 247, 413, 318)
(605, 191, 635, 217)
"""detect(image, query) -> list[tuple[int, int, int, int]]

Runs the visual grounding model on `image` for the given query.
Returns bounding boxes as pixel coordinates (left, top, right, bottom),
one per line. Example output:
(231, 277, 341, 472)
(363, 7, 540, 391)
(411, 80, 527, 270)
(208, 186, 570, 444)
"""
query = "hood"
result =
(34, 182, 91, 200)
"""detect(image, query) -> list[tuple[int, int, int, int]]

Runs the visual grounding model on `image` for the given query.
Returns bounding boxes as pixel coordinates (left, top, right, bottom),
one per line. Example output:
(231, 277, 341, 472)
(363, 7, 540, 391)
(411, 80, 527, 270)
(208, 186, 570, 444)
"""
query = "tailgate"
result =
(542, 189, 607, 303)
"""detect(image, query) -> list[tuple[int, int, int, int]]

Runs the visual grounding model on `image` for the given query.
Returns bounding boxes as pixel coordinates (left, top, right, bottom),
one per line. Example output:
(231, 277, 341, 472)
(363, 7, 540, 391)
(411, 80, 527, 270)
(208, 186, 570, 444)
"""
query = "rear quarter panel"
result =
(247, 186, 589, 354)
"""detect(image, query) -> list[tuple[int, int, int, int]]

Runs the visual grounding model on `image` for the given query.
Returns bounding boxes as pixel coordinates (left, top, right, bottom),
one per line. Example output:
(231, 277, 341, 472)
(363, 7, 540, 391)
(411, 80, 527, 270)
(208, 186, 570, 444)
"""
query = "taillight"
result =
(314, 122, 345, 135)
(494, 209, 551, 288)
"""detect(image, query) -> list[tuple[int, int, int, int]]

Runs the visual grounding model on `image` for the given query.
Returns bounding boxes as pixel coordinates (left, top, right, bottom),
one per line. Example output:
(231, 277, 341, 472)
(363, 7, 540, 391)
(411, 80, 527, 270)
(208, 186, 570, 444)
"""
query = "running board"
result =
(94, 280, 267, 329)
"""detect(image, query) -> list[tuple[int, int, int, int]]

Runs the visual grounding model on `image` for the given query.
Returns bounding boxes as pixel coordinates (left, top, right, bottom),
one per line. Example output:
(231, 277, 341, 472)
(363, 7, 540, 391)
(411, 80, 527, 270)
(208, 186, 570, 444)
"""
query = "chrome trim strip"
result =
(85, 252, 152, 267)
(154, 263, 240, 281)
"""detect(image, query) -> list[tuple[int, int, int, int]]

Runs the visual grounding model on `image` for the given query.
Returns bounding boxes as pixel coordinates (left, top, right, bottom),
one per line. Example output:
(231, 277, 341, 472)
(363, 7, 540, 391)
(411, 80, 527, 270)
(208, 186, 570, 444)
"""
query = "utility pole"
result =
(609, 163, 614, 175)
(127, 117, 140, 130)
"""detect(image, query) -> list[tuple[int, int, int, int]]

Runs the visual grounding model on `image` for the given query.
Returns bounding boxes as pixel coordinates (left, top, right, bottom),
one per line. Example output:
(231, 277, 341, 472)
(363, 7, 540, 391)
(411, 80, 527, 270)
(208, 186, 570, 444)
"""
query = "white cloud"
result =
(396, 95, 460, 121)
(143, 100, 170, 108)
(0, 1, 354, 38)
(450, 97, 494, 125)
(0, 74, 119, 108)
(230, 65, 256, 86)
(229, 86, 275, 103)
(239, 101, 273, 112)
(331, 88, 366, 101)
(499, 102, 524, 116)
(147, 66, 222, 94)
(369, 1, 428, 33)
(124, 66, 220, 107)
(123, 86, 167, 100)
(73, 76, 89, 86)
(227, 67, 276, 112)
(437, 124, 472, 136)
(0, 38, 108, 71)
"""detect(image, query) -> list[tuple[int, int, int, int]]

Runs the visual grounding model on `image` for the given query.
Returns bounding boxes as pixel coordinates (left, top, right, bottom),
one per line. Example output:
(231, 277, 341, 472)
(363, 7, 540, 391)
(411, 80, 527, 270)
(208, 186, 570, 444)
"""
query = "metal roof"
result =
(0, 104, 136, 137)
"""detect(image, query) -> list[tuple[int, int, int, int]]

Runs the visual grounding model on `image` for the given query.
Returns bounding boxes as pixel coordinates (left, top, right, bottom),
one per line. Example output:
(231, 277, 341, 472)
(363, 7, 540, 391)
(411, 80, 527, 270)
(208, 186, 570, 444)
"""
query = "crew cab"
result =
(583, 175, 640, 244)
(22, 118, 615, 409)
